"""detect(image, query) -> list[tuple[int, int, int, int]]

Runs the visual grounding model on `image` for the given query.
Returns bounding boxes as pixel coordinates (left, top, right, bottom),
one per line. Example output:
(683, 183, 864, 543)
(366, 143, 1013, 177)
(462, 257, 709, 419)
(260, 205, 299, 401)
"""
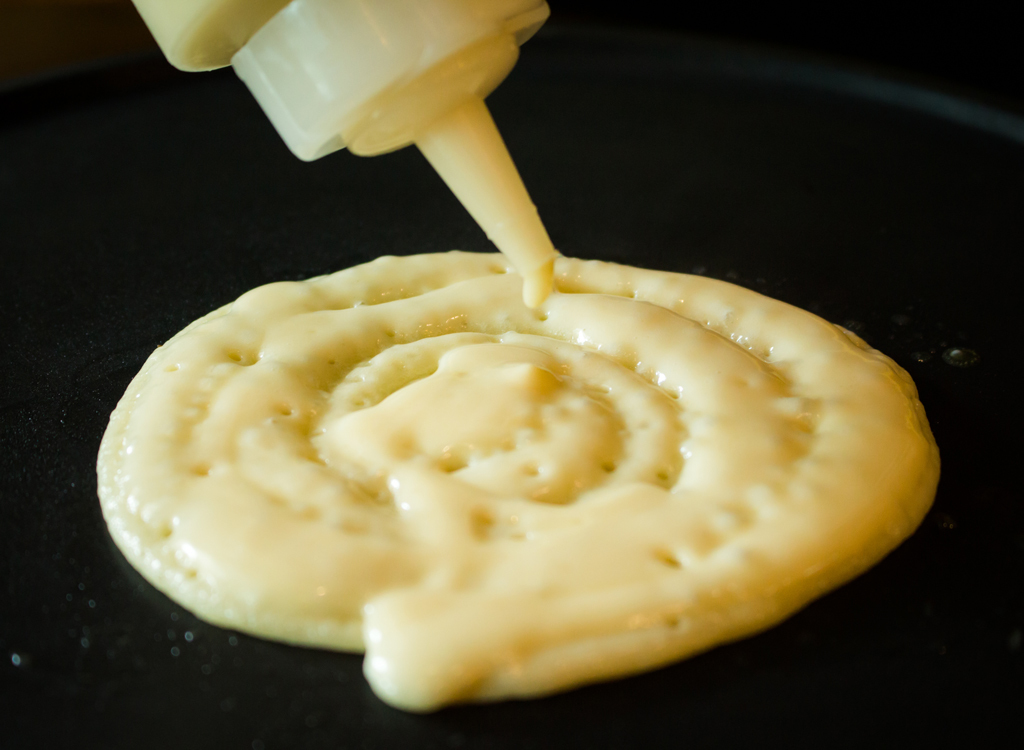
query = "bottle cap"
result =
(232, 0, 549, 161)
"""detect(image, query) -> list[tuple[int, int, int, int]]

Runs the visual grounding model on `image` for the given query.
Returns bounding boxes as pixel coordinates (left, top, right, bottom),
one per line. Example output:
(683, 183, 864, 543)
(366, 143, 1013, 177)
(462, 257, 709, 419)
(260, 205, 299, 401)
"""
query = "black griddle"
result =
(2, 27, 1023, 749)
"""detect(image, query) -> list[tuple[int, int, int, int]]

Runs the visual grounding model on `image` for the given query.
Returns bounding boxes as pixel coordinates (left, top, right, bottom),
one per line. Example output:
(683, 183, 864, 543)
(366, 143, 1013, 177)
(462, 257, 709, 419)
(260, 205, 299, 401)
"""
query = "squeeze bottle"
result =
(129, 0, 558, 306)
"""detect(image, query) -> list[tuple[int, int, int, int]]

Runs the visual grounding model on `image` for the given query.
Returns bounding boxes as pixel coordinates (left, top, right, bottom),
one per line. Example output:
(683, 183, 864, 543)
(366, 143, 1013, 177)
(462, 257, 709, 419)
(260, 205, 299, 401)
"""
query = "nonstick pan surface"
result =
(2, 27, 1022, 749)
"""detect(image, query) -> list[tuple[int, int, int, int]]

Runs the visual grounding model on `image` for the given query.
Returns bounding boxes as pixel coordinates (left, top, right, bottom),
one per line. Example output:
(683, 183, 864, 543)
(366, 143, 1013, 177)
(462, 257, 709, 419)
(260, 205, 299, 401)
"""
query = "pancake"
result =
(97, 252, 939, 711)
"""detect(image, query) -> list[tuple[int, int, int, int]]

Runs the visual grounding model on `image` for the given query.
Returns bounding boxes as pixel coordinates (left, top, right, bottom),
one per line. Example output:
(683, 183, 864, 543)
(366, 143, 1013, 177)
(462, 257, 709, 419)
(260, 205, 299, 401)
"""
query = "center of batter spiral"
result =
(320, 343, 627, 505)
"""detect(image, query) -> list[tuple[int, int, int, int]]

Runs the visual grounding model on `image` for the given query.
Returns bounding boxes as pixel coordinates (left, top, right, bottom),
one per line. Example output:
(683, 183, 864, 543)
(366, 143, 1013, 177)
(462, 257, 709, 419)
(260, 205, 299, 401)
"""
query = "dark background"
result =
(1, 1, 1021, 106)
(555, 1, 1022, 104)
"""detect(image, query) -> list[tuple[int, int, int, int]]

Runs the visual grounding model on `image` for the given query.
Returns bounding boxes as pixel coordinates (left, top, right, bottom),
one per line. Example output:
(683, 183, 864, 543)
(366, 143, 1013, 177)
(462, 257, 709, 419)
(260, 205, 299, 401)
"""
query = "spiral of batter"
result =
(97, 252, 938, 711)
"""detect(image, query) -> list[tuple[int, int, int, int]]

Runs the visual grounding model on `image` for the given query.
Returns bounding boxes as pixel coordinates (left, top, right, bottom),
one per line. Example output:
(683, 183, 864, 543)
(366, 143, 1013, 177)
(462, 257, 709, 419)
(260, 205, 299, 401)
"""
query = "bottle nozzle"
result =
(416, 97, 556, 307)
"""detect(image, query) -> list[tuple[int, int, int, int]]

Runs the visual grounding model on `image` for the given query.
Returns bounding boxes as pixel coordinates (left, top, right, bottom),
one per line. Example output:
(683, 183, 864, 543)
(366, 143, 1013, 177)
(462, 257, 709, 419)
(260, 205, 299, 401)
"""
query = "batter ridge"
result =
(97, 252, 939, 711)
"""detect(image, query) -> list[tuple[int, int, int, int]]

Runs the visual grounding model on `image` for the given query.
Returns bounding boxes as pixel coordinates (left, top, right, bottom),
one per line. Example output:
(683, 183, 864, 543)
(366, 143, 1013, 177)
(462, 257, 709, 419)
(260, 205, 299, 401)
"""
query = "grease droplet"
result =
(942, 347, 979, 368)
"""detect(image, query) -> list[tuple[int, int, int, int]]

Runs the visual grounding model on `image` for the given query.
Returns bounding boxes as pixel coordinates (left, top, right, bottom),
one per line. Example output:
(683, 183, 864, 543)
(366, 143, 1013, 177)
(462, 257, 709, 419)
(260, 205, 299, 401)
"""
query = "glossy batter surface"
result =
(97, 252, 939, 711)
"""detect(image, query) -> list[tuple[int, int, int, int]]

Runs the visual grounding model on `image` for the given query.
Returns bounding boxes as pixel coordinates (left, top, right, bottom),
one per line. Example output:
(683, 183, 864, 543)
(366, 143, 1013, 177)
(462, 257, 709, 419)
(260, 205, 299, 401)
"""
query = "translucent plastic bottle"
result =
(130, 0, 557, 305)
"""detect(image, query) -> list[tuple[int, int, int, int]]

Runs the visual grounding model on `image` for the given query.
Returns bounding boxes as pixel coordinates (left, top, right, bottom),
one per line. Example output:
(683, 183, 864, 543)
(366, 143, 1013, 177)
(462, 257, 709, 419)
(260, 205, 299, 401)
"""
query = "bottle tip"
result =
(522, 259, 555, 308)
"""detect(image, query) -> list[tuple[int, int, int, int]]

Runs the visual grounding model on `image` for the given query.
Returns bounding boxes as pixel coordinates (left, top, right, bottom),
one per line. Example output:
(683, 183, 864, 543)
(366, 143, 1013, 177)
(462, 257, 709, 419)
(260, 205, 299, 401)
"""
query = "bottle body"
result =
(132, 0, 547, 75)
(131, 0, 291, 71)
